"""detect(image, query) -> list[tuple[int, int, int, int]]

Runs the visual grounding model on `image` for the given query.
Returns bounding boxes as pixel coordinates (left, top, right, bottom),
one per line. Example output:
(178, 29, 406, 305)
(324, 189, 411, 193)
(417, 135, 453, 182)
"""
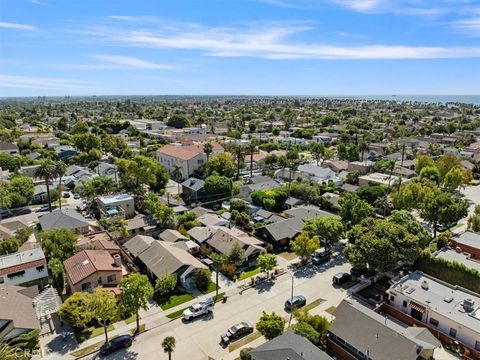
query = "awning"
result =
(409, 301, 426, 314)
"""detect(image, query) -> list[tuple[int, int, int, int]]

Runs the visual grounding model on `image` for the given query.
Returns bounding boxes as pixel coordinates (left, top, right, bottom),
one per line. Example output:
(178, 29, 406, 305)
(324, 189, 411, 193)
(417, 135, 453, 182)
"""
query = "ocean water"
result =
(323, 95, 480, 105)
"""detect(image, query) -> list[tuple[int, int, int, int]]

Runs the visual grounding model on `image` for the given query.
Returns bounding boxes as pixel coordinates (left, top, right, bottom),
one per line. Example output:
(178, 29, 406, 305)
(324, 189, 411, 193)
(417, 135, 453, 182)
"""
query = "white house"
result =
(387, 271, 480, 351)
(97, 193, 135, 220)
(0, 247, 48, 287)
(156, 142, 222, 180)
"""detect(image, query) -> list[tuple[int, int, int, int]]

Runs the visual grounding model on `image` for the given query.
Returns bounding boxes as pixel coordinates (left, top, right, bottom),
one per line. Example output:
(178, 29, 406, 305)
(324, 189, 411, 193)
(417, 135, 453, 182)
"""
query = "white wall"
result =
(0, 263, 48, 286)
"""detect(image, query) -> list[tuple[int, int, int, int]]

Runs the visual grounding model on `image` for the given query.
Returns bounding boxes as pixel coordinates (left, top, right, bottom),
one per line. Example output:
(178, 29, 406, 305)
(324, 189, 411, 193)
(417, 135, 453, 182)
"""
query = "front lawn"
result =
(203, 281, 219, 294)
(303, 298, 325, 312)
(124, 314, 138, 325)
(159, 293, 195, 310)
(74, 324, 115, 343)
(237, 266, 261, 281)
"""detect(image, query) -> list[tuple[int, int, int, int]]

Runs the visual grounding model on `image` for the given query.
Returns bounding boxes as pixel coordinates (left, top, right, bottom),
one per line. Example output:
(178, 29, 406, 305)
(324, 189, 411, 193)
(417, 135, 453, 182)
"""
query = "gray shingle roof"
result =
(250, 331, 332, 360)
(39, 208, 89, 231)
(264, 217, 304, 242)
(123, 235, 155, 257)
(330, 300, 440, 360)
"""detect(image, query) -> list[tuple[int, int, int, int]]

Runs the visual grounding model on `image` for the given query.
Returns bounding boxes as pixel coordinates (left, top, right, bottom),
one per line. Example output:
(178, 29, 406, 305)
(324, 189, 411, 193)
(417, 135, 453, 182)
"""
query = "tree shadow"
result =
(45, 332, 78, 355)
(256, 279, 274, 293)
(92, 349, 138, 359)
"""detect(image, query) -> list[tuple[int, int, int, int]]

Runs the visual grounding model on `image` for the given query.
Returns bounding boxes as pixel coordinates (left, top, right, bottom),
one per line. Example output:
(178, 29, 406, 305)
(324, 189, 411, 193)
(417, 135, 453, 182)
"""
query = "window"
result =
(7, 271, 25, 279)
(429, 318, 439, 327)
(389, 295, 395, 302)
(449, 328, 457, 338)
(107, 274, 116, 283)
(81, 282, 91, 291)
(475, 341, 480, 351)
(98, 277, 102, 284)
(403, 300, 408, 307)
(36, 265, 45, 272)
(0, 277, 3, 284)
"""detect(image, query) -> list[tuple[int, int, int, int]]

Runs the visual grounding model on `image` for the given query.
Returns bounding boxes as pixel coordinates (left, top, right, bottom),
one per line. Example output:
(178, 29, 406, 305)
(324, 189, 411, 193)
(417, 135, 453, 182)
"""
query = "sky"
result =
(0, 0, 479, 96)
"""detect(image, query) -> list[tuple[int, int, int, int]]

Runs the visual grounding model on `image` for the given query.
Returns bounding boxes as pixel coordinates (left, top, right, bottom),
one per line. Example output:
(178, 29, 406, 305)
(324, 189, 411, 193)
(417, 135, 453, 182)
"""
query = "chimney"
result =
(421, 280, 429, 290)
(455, 246, 462, 253)
(113, 254, 121, 267)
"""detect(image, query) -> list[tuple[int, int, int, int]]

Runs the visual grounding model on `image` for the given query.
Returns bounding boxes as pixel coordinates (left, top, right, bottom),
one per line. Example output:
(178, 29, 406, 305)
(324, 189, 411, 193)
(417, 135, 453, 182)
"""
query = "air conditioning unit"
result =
(421, 280, 429, 290)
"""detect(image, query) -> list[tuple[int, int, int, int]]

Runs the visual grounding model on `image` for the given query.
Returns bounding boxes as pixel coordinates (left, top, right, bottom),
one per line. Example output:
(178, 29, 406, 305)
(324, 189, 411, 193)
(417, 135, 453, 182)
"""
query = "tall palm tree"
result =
(172, 164, 183, 193)
(287, 159, 299, 196)
(211, 253, 227, 299)
(162, 336, 176, 360)
(234, 146, 244, 180)
(54, 161, 67, 209)
(203, 142, 213, 163)
(34, 159, 57, 212)
(248, 141, 257, 177)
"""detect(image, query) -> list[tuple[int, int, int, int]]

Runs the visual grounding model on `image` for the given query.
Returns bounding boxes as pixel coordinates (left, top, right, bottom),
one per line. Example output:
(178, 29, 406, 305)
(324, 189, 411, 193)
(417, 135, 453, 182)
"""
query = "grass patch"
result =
(303, 298, 325, 312)
(279, 252, 298, 261)
(159, 293, 195, 310)
(228, 331, 262, 352)
(129, 324, 145, 335)
(237, 266, 261, 281)
(71, 335, 118, 358)
(124, 314, 138, 325)
(203, 281, 219, 294)
(74, 324, 115, 343)
(325, 306, 336, 315)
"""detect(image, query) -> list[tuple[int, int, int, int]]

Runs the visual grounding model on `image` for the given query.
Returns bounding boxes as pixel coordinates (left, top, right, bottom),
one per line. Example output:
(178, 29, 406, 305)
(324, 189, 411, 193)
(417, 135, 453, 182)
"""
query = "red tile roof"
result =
(63, 249, 120, 285)
(157, 142, 222, 161)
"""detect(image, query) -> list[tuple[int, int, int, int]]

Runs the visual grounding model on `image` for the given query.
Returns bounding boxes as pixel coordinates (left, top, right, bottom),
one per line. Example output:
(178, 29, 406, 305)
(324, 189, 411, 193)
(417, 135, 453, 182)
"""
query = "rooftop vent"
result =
(421, 280, 429, 290)
(455, 246, 462, 253)
(463, 298, 475, 312)
(443, 296, 454, 303)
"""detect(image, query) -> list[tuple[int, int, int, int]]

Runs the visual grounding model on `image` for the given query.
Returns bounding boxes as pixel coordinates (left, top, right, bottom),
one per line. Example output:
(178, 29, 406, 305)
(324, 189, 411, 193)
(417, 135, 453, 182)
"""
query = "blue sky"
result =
(0, 0, 479, 96)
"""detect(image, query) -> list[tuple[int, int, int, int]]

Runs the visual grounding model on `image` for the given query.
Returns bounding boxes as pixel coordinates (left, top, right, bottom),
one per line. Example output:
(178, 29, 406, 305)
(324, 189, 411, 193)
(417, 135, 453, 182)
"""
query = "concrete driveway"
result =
(84, 257, 351, 360)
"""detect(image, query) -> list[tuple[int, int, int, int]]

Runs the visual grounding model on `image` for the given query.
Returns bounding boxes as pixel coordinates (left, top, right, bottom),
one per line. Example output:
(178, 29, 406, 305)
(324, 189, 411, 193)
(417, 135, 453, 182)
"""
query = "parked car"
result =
(182, 298, 214, 320)
(63, 192, 71, 198)
(312, 248, 332, 264)
(221, 322, 254, 344)
(73, 193, 81, 199)
(285, 295, 306, 311)
(1, 207, 32, 218)
(332, 272, 352, 286)
(99, 335, 133, 356)
(37, 205, 57, 213)
(350, 267, 375, 279)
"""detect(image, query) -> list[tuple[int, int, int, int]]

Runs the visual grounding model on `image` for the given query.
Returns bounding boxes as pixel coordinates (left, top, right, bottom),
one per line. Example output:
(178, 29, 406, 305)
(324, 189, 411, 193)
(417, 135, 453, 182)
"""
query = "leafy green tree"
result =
(257, 253, 278, 276)
(203, 142, 213, 162)
(91, 287, 118, 343)
(444, 166, 464, 191)
(356, 185, 389, 205)
(73, 133, 102, 153)
(344, 218, 420, 272)
(206, 153, 236, 178)
(256, 312, 286, 340)
(388, 210, 430, 246)
(155, 274, 177, 296)
(34, 159, 57, 212)
(293, 310, 330, 342)
(102, 135, 130, 158)
(7, 176, 34, 207)
(204, 174, 232, 200)
(48, 258, 65, 292)
(162, 336, 176, 360)
(291, 322, 320, 344)
(227, 242, 246, 266)
(120, 273, 154, 334)
(290, 231, 319, 262)
(0, 153, 21, 172)
(338, 192, 373, 226)
(78, 176, 117, 200)
(435, 153, 461, 179)
(8, 329, 40, 355)
(116, 155, 169, 192)
(419, 188, 469, 237)
(167, 114, 190, 128)
(0, 237, 19, 255)
(193, 268, 211, 293)
(40, 228, 77, 261)
(303, 216, 343, 250)
(177, 211, 200, 231)
(59, 292, 94, 329)
(390, 180, 431, 210)
(144, 193, 175, 228)
(419, 166, 441, 184)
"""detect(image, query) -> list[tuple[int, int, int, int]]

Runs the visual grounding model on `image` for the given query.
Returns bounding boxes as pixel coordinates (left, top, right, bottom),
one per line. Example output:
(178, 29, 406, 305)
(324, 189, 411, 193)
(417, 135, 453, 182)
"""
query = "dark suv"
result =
(221, 322, 254, 344)
(313, 248, 332, 264)
(332, 272, 352, 286)
(99, 335, 133, 356)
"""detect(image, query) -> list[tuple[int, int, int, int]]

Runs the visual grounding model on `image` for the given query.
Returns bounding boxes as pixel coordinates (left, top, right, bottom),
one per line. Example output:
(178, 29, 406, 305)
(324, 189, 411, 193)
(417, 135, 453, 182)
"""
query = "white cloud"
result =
(83, 20, 480, 60)
(0, 75, 92, 90)
(26, 0, 47, 5)
(333, 0, 383, 12)
(0, 21, 38, 31)
(52, 55, 175, 70)
(453, 17, 480, 36)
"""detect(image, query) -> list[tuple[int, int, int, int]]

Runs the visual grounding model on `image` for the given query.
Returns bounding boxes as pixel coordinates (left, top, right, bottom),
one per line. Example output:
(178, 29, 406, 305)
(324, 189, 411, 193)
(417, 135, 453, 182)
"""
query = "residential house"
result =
(239, 178, 283, 201)
(284, 205, 335, 221)
(97, 193, 135, 220)
(451, 231, 480, 259)
(63, 249, 122, 293)
(39, 208, 92, 234)
(198, 213, 229, 227)
(0, 247, 48, 287)
(297, 164, 342, 186)
(181, 178, 207, 203)
(433, 247, 480, 273)
(94, 162, 118, 179)
(156, 141, 222, 180)
(55, 145, 77, 162)
(0, 219, 29, 240)
(250, 331, 332, 360)
(205, 227, 266, 263)
(0, 284, 40, 339)
(328, 300, 441, 360)
(32, 184, 49, 204)
(387, 270, 480, 351)
(348, 161, 373, 175)
(123, 235, 206, 285)
(159, 229, 188, 243)
(323, 160, 348, 174)
(358, 173, 410, 187)
(256, 217, 304, 247)
(76, 231, 121, 256)
(0, 143, 19, 155)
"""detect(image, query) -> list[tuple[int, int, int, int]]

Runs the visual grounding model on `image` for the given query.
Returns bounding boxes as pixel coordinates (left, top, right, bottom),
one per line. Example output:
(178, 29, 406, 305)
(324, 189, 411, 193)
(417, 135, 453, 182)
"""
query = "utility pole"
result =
(288, 272, 294, 327)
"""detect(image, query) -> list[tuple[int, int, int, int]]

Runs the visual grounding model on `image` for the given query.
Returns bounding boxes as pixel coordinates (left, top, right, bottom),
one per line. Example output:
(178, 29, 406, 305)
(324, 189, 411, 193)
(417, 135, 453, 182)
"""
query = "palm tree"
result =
(234, 146, 244, 180)
(172, 164, 183, 193)
(211, 253, 227, 299)
(203, 142, 213, 163)
(0, 337, 17, 360)
(287, 159, 299, 196)
(34, 159, 57, 212)
(162, 336, 176, 360)
(247, 141, 257, 177)
(54, 161, 67, 209)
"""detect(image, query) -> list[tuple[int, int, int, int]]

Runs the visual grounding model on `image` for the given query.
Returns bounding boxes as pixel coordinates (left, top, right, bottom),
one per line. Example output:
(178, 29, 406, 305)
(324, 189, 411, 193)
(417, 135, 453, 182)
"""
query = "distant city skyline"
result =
(1, 0, 479, 96)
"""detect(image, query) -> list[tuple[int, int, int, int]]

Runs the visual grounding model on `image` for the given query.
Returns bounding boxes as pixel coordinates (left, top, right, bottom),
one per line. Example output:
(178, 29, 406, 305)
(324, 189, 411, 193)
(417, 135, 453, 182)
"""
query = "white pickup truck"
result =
(182, 297, 214, 321)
